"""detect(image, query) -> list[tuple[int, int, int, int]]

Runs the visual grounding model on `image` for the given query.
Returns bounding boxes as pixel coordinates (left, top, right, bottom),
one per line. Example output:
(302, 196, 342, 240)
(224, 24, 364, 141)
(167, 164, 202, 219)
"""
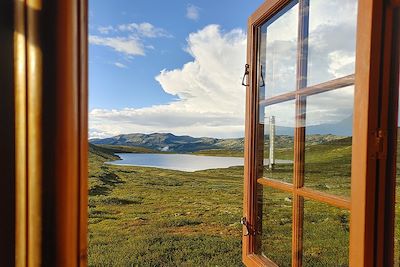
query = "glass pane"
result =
(304, 86, 354, 197)
(303, 199, 350, 266)
(258, 2, 299, 99)
(259, 100, 295, 183)
(307, 0, 358, 86)
(260, 187, 292, 266)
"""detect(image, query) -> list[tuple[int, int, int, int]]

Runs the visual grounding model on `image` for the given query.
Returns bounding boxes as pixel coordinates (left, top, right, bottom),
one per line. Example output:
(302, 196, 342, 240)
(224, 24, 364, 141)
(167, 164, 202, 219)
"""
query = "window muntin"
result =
(252, 0, 356, 265)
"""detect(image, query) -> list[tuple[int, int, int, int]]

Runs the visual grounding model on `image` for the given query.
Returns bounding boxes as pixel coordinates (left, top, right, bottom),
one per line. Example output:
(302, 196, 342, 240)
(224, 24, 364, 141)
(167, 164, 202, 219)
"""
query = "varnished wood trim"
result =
(26, 0, 43, 265)
(349, 0, 384, 266)
(391, 0, 400, 7)
(14, 0, 27, 266)
(55, 0, 80, 265)
(257, 178, 293, 193)
(248, 0, 292, 27)
(260, 74, 355, 107)
(258, 178, 351, 210)
(375, 4, 400, 266)
(243, 17, 257, 260)
(243, 254, 279, 267)
(78, 0, 89, 265)
(291, 1, 309, 265)
(296, 188, 350, 210)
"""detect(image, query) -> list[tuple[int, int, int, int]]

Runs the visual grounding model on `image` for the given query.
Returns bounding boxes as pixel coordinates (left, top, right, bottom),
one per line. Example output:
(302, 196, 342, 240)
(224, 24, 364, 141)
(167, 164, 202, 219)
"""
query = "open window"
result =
(243, 0, 400, 266)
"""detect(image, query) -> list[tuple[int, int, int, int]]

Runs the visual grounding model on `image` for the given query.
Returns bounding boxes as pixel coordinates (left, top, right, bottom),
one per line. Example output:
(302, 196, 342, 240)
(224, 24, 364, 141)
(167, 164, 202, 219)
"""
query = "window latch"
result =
(242, 64, 250, 86)
(259, 65, 265, 87)
(240, 217, 255, 236)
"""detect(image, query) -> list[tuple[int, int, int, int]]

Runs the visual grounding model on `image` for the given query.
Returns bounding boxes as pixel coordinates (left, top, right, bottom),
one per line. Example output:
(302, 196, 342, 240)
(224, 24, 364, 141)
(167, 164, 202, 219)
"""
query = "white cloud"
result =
(90, 1, 358, 139)
(258, 0, 357, 129)
(117, 22, 171, 38)
(89, 25, 247, 138)
(90, 22, 170, 59)
(114, 62, 127, 68)
(98, 25, 114, 34)
(186, 4, 200, 21)
(89, 35, 145, 56)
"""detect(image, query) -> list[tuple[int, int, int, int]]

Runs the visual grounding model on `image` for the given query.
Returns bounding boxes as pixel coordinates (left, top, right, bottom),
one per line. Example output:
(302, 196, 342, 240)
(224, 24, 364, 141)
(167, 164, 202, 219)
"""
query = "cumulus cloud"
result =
(90, 0, 358, 139)
(89, 25, 247, 138)
(89, 35, 145, 56)
(186, 4, 200, 21)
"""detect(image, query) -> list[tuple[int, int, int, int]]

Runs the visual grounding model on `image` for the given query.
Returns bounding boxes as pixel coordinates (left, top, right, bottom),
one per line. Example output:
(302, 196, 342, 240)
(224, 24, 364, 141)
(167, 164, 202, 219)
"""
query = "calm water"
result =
(106, 153, 291, 172)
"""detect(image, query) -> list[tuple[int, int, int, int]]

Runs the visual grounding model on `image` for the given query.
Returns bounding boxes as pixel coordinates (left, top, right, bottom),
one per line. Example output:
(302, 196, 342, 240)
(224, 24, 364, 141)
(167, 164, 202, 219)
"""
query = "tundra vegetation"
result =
(88, 134, 399, 267)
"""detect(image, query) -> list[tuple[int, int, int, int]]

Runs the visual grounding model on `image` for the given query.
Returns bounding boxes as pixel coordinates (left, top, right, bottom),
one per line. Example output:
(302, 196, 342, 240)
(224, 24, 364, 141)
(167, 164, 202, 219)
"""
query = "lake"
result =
(106, 153, 292, 172)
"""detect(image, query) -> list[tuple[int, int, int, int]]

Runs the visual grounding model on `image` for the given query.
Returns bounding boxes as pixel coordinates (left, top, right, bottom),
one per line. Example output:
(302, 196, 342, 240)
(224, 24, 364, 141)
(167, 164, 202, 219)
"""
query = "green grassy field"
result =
(88, 137, 399, 266)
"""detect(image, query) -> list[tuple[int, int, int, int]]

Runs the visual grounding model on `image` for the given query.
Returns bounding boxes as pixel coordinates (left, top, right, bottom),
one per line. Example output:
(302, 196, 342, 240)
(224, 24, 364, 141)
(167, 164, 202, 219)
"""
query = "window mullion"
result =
(292, 0, 309, 266)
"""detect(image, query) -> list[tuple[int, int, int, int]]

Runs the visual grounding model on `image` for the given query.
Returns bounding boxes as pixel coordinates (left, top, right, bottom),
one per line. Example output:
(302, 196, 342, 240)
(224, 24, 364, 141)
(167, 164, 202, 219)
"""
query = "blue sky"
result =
(89, 0, 357, 139)
(89, 0, 264, 139)
(89, 0, 264, 110)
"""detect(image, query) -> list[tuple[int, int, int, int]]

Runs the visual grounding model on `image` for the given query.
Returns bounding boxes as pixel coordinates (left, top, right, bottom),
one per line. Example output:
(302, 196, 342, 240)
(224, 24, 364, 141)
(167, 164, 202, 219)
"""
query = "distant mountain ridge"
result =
(266, 115, 353, 136)
(90, 133, 245, 153)
(90, 131, 349, 153)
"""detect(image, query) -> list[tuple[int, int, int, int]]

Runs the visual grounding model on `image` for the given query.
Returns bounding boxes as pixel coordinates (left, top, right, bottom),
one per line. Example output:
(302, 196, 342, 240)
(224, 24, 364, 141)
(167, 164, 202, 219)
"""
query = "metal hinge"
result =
(371, 129, 386, 159)
(240, 217, 255, 236)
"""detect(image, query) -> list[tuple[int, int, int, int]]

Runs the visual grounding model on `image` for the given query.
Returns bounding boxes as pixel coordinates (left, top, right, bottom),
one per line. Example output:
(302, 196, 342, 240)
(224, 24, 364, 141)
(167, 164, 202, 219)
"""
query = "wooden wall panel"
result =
(11, 0, 88, 266)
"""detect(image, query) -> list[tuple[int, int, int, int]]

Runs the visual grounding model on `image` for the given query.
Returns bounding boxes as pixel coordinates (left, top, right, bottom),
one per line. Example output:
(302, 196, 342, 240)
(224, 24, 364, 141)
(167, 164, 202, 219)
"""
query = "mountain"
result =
(90, 133, 243, 153)
(265, 115, 353, 136)
(90, 132, 349, 153)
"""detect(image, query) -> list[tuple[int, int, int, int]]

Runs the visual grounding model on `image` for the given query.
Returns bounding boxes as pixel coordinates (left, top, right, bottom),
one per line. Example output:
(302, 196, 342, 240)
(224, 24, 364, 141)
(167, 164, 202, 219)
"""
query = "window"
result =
(1, 0, 400, 266)
(243, 0, 400, 266)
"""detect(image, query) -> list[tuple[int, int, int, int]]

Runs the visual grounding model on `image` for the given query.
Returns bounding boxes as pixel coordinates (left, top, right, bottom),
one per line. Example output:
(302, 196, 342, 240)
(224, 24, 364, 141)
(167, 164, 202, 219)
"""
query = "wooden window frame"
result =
(1, 0, 398, 266)
(3, 0, 89, 266)
(243, 0, 400, 266)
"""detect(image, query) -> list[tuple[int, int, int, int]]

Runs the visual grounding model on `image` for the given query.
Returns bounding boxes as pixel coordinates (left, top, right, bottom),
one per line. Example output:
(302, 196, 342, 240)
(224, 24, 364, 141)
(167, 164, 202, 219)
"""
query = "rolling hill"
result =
(90, 132, 348, 153)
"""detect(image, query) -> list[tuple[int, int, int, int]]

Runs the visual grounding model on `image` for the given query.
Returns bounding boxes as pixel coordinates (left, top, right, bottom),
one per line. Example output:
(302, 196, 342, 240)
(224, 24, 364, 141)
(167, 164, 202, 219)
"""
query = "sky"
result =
(89, 0, 264, 139)
(89, 0, 358, 139)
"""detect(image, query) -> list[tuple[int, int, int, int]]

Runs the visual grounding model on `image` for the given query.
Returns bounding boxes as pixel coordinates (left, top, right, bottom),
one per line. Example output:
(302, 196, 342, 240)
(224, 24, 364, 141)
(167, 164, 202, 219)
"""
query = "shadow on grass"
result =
(89, 171, 124, 196)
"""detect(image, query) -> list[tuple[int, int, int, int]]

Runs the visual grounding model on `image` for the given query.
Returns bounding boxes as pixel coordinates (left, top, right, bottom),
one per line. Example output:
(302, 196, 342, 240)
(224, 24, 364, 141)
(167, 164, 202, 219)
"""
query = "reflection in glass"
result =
(258, 2, 299, 99)
(260, 187, 292, 266)
(303, 199, 350, 266)
(307, 0, 358, 86)
(259, 100, 295, 183)
(304, 86, 354, 197)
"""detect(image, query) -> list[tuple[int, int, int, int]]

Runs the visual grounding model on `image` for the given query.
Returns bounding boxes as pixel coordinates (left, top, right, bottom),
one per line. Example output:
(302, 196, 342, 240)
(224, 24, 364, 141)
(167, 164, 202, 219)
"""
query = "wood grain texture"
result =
(79, 0, 89, 265)
(349, 0, 383, 266)
(26, 0, 43, 265)
(259, 74, 355, 107)
(12, 0, 88, 266)
(14, 0, 27, 266)
(257, 178, 351, 210)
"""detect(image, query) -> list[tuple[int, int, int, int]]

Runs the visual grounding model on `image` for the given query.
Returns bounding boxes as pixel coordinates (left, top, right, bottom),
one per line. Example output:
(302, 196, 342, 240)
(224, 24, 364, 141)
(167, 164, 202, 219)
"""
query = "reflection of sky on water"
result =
(106, 153, 292, 172)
